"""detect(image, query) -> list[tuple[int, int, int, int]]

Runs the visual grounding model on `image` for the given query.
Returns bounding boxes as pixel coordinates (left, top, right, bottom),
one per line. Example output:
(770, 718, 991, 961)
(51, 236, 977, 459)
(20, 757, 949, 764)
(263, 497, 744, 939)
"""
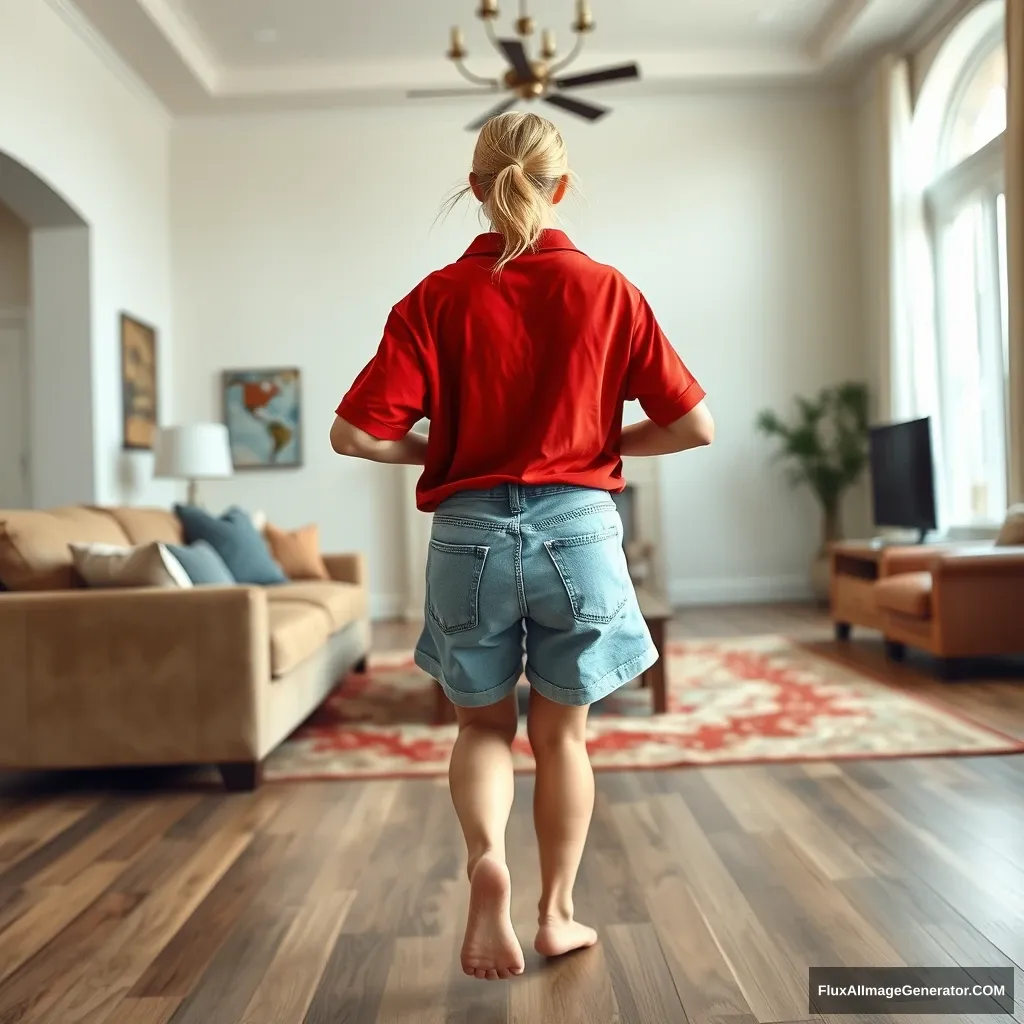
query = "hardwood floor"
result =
(1, 605, 1022, 1024)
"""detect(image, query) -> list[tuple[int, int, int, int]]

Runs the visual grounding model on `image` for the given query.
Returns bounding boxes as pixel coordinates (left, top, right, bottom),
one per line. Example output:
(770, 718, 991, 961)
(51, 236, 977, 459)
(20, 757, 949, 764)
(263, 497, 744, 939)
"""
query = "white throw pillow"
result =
(69, 542, 193, 589)
(249, 509, 268, 536)
(996, 504, 1024, 547)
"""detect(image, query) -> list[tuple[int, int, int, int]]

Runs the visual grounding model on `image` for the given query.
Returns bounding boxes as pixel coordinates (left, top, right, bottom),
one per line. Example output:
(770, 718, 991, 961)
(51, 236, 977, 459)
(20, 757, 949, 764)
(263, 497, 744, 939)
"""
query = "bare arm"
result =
(330, 416, 428, 466)
(619, 400, 714, 457)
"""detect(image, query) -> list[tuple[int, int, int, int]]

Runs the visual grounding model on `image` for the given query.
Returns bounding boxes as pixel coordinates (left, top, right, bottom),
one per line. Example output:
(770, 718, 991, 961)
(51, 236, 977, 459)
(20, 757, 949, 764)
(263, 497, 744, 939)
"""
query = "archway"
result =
(0, 151, 94, 509)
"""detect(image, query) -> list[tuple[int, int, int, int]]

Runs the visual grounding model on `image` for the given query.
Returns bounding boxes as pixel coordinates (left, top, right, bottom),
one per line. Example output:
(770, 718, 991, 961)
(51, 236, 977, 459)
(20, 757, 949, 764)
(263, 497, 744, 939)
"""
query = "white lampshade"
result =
(154, 424, 233, 481)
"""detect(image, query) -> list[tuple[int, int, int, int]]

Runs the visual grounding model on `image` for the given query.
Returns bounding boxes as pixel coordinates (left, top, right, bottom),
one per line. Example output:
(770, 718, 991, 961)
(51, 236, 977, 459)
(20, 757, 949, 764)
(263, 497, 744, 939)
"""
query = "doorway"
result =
(0, 310, 29, 507)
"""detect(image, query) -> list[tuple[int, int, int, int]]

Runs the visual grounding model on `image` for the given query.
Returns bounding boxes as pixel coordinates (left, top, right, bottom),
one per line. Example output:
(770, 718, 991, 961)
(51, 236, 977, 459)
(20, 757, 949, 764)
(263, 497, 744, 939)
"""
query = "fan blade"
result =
(499, 38, 534, 81)
(467, 95, 519, 131)
(407, 86, 500, 98)
(553, 62, 639, 89)
(544, 93, 609, 122)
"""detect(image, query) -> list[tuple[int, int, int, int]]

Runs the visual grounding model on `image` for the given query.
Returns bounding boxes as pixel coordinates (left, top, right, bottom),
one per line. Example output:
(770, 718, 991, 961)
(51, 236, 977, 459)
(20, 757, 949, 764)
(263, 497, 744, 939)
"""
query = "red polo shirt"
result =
(337, 230, 705, 511)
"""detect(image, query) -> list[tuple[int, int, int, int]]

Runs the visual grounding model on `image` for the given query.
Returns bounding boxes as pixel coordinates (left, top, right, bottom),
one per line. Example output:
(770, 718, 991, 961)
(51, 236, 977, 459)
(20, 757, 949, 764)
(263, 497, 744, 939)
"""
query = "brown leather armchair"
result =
(874, 545, 1024, 675)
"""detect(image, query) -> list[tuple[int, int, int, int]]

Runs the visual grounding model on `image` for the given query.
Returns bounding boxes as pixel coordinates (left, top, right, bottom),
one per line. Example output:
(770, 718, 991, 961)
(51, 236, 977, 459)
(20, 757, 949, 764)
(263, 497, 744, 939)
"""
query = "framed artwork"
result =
(121, 314, 158, 450)
(222, 367, 302, 469)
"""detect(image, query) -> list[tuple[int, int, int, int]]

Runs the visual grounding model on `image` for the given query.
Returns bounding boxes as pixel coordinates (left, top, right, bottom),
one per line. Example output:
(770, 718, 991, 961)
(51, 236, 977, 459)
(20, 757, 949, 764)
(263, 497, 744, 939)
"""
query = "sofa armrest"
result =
(932, 547, 1024, 579)
(929, 548, 1024, 655)
(0, 586, 270, 768)
(323, 552, 367, 588)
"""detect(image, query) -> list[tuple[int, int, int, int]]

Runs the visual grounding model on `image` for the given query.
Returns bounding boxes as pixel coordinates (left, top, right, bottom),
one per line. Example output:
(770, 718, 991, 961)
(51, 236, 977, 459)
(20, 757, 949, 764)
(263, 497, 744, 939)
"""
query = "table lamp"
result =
(154, 424, 233, 506)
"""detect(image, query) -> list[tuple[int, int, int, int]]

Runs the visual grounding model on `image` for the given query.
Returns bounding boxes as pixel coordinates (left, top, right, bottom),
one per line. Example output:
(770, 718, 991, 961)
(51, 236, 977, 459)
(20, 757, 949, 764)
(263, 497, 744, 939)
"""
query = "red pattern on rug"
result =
(265, 636, 1024, 781)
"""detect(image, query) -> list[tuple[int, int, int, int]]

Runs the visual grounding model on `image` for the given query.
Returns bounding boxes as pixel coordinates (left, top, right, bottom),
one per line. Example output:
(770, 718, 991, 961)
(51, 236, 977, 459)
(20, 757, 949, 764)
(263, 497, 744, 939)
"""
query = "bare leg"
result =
(527, 690, 599, 957)
(449, 694, 525, 980)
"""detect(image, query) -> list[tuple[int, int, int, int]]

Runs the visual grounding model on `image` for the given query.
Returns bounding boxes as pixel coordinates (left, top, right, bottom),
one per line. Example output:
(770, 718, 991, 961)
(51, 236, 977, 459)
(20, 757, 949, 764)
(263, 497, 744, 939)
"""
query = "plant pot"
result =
(810, 551, 831, 606)
(810, 505, 842, 607)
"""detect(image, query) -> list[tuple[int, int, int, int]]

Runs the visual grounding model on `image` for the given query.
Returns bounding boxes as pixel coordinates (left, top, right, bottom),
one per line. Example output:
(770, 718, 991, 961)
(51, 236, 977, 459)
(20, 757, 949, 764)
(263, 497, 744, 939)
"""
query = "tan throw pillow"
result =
(264, 523, 330, 581)
(69, 542, 193, 589)
(996, 504, 1024, 547)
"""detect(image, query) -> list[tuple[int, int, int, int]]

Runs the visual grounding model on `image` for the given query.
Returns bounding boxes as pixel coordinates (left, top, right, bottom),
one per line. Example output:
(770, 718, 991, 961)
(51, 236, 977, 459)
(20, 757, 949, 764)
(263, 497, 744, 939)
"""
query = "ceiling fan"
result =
(408, 0, 640, 131)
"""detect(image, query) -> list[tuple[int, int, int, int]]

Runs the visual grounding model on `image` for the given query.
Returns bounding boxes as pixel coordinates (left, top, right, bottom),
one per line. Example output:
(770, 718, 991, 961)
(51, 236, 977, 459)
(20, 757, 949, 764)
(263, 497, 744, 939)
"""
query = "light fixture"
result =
(409, 0, 640, 130)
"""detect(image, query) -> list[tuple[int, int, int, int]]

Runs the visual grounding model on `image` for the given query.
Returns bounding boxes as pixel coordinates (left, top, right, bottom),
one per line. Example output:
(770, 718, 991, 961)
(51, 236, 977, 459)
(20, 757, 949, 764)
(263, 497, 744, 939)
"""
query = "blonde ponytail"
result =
(456, 111, 571, 274)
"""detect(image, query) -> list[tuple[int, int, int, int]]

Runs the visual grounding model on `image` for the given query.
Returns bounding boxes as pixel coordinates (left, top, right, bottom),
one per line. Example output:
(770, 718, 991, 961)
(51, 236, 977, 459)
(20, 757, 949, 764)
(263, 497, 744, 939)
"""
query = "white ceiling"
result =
(61, 0, 954, 114)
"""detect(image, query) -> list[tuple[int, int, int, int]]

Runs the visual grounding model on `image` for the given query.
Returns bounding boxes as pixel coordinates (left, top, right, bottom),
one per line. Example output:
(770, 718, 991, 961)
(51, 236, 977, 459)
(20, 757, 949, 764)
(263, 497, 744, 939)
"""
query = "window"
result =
(924, 27, 1008, 525)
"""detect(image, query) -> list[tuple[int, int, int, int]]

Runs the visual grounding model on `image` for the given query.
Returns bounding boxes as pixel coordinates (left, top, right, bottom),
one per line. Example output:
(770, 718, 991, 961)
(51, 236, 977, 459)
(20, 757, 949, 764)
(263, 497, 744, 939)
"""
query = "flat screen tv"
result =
(869, 417, 937, 542)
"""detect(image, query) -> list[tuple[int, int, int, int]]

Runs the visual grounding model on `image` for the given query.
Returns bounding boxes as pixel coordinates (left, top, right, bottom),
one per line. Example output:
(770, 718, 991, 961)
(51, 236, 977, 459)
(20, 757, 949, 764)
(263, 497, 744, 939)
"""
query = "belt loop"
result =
(508, 484, 522, 513)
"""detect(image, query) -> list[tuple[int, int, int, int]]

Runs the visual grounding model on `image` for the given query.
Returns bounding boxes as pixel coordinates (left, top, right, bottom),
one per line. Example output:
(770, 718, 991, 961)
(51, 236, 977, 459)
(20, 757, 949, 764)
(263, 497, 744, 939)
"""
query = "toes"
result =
(475, 968, 487, 980)
(497, 968, 511, 980)
(486, 969, 499, 981)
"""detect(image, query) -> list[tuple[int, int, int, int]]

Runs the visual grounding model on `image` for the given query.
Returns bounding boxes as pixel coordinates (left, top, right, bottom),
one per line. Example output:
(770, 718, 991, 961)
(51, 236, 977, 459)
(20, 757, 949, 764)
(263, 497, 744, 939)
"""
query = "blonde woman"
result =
(332, 112, 713, 981)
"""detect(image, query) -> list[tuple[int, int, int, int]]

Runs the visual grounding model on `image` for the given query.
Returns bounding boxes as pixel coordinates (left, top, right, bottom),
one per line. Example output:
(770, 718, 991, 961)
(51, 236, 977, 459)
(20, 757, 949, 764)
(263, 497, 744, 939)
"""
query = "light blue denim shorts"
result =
(414, 484, 658, 708)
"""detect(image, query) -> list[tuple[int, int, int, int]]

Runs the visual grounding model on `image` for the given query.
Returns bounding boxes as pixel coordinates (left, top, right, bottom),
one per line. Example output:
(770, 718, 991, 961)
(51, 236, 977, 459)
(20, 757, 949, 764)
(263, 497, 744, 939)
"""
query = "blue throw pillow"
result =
(165, 541, 236, 586)
(174, 505, 287, 586)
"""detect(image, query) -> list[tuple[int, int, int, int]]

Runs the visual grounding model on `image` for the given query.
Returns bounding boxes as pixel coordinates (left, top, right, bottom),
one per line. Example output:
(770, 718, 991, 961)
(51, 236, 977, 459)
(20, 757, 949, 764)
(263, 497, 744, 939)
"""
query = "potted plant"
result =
(756, 382, 869, 602)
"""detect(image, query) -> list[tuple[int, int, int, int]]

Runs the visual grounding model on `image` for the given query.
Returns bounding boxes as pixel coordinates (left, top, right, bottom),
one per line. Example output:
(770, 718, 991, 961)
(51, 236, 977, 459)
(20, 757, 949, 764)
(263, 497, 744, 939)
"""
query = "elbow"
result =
(696, 419, 715, 447)
(330, 420, 362, 457)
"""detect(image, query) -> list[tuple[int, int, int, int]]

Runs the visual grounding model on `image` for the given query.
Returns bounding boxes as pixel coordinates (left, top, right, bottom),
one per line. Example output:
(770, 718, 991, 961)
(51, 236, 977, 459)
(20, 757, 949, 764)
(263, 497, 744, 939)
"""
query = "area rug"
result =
(264, 635, 1024, 781)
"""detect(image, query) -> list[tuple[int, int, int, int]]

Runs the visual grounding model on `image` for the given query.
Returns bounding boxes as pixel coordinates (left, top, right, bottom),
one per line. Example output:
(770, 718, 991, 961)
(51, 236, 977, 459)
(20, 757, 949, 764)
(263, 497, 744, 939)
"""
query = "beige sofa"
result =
(0, 506, 369, 790)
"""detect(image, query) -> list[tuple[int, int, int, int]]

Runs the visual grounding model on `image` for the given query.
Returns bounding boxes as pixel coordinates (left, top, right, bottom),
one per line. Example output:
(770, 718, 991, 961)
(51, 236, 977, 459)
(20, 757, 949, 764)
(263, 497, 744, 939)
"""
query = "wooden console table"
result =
(828, 541, 885, 640)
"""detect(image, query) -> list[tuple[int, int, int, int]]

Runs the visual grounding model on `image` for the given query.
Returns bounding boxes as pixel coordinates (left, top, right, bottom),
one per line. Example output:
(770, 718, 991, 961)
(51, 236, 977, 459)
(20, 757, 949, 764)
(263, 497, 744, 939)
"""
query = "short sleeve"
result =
(625, 294, 705, 427)
(336, 307, 429, 440)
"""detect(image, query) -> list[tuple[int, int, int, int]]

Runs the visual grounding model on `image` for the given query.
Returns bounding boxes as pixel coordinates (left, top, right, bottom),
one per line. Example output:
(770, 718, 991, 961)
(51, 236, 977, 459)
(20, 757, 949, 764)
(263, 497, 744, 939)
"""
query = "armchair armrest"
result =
(880, 545, 962, 577)
(932, 547, 1024, 579)
(323, 552, 367, 588)
(0, 586, 270, 767)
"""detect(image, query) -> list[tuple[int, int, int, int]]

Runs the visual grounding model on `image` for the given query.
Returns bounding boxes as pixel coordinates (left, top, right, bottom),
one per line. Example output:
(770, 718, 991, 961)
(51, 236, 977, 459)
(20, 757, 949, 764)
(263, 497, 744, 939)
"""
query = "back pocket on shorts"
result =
(544, 526, 629, 624)
(426, 540, 489, 634)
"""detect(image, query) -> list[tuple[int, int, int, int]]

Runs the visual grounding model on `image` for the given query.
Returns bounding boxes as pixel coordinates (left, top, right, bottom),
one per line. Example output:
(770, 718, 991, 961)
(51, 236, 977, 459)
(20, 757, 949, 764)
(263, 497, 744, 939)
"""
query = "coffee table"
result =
(431, 586, 672, 723)
(635, 586, 671, 714)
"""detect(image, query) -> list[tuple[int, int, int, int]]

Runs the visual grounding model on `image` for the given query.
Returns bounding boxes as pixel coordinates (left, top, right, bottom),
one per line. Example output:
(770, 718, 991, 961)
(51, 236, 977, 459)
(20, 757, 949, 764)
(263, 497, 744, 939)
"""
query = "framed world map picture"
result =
(121, 314, 158, 450)
(222, 367, 302, 469)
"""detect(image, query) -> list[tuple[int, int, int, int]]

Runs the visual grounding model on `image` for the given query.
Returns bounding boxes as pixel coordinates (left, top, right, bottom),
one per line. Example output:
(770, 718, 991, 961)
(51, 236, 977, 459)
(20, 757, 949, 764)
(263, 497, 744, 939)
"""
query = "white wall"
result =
(172, 91, 866, 613)
(0, 0, 174, 506)
(0, 200, 29, 309)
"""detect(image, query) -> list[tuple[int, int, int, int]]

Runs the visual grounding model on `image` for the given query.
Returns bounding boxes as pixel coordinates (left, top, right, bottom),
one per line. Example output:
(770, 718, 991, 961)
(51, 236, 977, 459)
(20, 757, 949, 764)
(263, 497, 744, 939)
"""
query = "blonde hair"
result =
(455, 111, 570, 273)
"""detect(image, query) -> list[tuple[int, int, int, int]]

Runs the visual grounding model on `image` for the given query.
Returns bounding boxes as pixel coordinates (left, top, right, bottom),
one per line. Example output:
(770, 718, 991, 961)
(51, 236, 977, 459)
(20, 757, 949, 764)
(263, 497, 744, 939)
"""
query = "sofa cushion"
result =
(71, 542, 193, 589)
(996, 504, 1024, 547)
(166, 541, 236, 586)
(875, 572, 933, 619)
(268, 581, 367, 631)
(175, 505, 287, 586)
(0, 508, 130, 591)
(269, 602, 331, 677)
(104, 507, 185, 546)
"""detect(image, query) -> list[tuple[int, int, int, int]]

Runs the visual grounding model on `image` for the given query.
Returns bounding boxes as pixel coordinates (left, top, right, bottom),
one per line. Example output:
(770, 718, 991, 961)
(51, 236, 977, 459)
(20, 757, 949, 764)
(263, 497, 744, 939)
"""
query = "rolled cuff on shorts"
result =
(525, 644, 660, 708)
(414, 648, 523, 709)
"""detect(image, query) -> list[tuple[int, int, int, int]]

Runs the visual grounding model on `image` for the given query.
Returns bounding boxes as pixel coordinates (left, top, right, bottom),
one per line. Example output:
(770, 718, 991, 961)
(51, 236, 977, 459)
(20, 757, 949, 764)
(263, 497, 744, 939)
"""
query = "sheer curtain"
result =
(1007, 0, 1024, 504)
(888, 57, 949, 523)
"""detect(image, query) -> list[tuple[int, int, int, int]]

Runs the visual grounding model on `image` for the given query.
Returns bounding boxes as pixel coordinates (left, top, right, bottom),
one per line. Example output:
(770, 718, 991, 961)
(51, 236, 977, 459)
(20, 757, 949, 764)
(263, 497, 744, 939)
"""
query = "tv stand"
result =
(829, 542, 885, 640)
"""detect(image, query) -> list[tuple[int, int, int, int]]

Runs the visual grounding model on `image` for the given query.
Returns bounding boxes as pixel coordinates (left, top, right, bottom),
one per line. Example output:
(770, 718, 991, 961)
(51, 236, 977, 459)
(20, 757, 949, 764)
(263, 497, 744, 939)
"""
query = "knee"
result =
(527, 718, 587, 757)
(458, 705, 518, 746)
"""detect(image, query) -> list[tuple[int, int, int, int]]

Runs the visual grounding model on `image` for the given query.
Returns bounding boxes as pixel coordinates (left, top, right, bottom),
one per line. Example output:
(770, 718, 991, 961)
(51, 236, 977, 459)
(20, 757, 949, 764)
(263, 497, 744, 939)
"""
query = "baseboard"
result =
(669, 574, 813, 607)
(370, 593, 405, 621)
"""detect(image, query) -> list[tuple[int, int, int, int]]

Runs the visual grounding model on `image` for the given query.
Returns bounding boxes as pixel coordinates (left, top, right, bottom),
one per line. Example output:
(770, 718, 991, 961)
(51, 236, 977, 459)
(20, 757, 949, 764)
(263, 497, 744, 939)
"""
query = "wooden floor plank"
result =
(604, 922, 687, 1022)
(303, 932, 396, 1024)
(238, 890, 354, 1024)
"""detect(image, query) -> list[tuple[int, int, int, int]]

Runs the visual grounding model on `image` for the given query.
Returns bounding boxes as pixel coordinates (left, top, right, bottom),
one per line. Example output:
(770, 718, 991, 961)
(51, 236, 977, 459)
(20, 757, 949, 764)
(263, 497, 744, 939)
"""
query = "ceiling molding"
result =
(808, 0, 872, 61)
(42, 0, 172, 122)
(217, 49, 820, 100)
(134, 0, 221, 93)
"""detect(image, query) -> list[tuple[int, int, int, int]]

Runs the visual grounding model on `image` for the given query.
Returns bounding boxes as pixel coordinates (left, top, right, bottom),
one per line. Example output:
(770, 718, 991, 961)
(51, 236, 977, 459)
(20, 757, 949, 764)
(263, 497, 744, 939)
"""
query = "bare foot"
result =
(461, 855, 525, 980)
(534, 918, 599, 958)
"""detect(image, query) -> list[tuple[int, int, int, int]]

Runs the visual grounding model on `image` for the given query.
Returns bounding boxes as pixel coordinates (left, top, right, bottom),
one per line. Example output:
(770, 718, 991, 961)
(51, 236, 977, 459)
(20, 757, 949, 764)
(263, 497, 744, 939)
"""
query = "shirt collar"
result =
(459, 229, 579, 260)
